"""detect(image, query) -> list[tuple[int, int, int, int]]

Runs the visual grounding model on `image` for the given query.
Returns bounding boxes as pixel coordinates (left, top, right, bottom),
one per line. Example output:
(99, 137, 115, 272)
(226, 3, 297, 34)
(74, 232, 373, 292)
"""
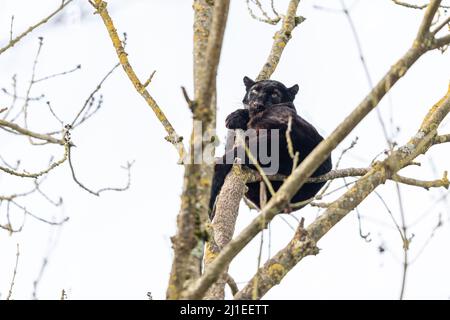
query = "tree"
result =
(1, 0, 449, 300)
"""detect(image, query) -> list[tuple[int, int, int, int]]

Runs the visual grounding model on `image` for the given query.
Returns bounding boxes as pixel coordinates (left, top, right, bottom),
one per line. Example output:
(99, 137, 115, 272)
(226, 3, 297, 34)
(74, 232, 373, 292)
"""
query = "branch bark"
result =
(90, 0, 186, 160)
(204, 163, 249, 299)
(256, 0, 304, 81)
(0, 119, 67, 145)
(167, 0, 230, 300)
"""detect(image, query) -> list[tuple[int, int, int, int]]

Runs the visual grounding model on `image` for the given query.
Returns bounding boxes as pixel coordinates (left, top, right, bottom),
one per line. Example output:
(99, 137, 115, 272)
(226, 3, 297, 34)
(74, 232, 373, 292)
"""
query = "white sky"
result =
(0, 0, 449, 300)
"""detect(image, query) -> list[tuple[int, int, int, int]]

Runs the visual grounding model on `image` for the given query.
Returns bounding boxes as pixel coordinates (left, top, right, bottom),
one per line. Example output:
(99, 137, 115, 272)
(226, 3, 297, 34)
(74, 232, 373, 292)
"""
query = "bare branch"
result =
(247, 166, 450, 189)
(0, 0, 73, 55)
(6, 244, 20, 300)
(257, 0, 305, 81)
(71, 62, 119, 127)
(391, 0, 449, 10)
(34, 64, 81, 84)
(0, 143, 69, 178)
(68, 146, 133, 196)
(246, 0, 281, 25)
(0, 119, 66, 145)
(89, 0, 186, 160)
(142, 70, 156, 88)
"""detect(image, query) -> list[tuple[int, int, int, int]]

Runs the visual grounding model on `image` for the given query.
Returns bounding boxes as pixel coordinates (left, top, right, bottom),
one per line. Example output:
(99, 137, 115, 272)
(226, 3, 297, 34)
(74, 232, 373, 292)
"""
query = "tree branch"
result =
(0, 0, 73, 55)
(0, 142, 69, 178)
(89, 0, 186, 160)
(432, 34, 450, 49)
(204, 163, 249, 299)
(0, 119, 67, 145)
(247, 167, 450, 189)
(415, 0, 443, 41)
(256, 0, 304, 81)
(167, 0, 230, 300)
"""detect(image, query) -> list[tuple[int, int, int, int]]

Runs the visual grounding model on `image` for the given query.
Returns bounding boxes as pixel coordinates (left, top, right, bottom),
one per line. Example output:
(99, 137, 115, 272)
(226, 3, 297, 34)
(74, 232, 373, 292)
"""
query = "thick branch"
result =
(167, 0, 230, 300)
(204, 164, 248, 299)
(196, 0, 229, 122)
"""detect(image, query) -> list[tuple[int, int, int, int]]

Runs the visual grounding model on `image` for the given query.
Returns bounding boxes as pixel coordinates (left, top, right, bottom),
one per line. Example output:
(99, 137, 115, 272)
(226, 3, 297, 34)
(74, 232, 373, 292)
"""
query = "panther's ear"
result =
(288, 84, 299, 99)
(243, 76, 255, 90)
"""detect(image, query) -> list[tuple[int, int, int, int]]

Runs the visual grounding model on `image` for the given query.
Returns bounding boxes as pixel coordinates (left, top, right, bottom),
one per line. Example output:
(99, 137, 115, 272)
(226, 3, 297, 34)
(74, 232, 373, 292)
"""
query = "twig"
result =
(11, 37, 44, 129)
(396, 183, 409, 300)
(142, 70, 156, 88)
(391, 0, 450, 10)
(246, 0, 281, 25)
(67, 145, 133, 196)
(9, 15, 15, 42)
(35, 181, 63, 207)
(34, 64, 81, 83)
(373, 191, 405, 239)
(71, 62, 119, 127)
(45, 101, 64, 126)
(181, 86, 196, 113)
(409, 214, 443, 264)
(0, 119, 67, 145)
(243, 141, 275, 196)
(0, 0, 73, 55)
(286, 116, 300, 173)
(0, 143, 69, 178)
(10, 200, 68, 226)
(339, 0, 392, 147)
(226, 274, 239, 296)
(247, 166, 450, 189)
(6, 244, 20, 300)
(311, 136, 359, 202)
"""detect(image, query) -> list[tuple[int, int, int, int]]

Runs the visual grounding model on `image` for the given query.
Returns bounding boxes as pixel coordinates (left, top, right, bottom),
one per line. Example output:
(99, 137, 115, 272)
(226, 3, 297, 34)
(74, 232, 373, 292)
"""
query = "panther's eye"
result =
(251, 89, 258, 95)
(271, 92, 279, 98)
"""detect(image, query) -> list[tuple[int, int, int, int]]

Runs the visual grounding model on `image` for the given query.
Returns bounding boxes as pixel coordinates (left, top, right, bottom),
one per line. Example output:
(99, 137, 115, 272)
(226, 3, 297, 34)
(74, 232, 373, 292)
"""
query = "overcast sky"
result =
(0, 0, 449, 299)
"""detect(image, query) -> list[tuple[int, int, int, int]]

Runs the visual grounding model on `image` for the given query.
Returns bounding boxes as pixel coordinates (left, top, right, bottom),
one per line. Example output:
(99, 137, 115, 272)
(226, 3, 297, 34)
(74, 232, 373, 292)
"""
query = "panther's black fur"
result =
(209, 76, 332, 218)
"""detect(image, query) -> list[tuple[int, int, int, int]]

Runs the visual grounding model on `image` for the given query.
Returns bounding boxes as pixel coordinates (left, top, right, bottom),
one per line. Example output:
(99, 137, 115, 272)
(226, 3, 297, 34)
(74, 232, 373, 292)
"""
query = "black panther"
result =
(209, 76, 332, 218)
